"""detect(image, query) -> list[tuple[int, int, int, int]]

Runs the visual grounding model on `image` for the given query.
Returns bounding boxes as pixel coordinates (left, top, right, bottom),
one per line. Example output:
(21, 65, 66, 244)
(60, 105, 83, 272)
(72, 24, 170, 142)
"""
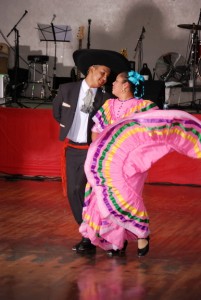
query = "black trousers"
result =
(66, 146, 88, 225)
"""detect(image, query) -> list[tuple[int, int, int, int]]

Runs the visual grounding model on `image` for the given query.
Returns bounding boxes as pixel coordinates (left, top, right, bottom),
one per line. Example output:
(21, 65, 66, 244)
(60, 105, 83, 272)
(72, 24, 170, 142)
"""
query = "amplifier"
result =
(0, 74, 9, 98)
(143, 80, 165, 109)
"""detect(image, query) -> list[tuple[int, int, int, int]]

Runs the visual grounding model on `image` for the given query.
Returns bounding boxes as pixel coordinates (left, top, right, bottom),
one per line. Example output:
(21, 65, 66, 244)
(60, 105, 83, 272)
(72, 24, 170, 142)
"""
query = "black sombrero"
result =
(73, 49, 130, 76)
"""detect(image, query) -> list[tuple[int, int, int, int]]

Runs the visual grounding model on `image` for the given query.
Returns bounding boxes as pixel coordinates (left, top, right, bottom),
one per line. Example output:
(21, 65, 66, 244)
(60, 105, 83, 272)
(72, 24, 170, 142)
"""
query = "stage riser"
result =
(166, 87, 201, 106)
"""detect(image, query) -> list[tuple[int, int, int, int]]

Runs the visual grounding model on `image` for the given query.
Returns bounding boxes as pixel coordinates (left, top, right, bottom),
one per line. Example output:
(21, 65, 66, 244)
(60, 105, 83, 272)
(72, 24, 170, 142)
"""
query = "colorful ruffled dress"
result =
(79, 106, 201, 251)
(92, 98, 158, 132)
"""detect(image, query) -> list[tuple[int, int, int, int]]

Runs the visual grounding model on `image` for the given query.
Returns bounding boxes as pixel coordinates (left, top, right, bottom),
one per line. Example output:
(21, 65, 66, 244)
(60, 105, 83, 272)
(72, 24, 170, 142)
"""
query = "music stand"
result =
(37, 23, 72, 93)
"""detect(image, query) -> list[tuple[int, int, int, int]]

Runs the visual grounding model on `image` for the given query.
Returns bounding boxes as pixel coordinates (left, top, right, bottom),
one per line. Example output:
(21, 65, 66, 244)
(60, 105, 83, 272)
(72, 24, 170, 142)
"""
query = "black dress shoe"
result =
(106, 249, 120, 257)
(106, 240, 128, 257)
(72, 237, 96, 253)
(72, 239, 84, 251)
(137, 237, 150, 257)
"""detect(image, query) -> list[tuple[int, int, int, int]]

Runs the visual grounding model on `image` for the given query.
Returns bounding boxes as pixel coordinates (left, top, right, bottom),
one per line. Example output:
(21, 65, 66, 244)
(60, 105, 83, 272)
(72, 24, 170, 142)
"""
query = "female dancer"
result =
(79, 71, 201, 257)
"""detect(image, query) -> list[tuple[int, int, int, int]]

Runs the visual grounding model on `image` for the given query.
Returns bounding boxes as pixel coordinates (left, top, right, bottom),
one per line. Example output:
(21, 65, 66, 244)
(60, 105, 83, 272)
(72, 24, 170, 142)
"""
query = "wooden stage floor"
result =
(0, 178, 201, 300)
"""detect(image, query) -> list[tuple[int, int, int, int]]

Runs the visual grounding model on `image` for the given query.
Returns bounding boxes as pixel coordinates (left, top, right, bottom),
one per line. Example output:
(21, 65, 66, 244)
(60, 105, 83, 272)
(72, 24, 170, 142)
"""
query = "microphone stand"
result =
(133, 26, 145, 72)
(190, 27, 199, 111)
(7, 10, 28, 107)
(51, 21, 57, 93)
(87, 19, 91, 49)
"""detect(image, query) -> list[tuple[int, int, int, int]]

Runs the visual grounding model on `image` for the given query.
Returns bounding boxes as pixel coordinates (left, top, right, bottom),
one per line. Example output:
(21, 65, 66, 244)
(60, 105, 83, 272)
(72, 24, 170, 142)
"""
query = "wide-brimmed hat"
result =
(73, 49, 130, 76)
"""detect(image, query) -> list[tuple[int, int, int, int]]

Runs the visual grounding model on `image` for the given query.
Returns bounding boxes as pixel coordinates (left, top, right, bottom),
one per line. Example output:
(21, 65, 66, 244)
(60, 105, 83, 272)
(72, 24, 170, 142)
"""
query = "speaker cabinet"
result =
(143, 80, 165, 109)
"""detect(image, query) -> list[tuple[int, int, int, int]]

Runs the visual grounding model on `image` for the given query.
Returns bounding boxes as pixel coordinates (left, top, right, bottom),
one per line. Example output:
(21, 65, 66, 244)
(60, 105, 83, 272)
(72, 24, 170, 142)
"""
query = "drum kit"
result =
(0, 11, 72, 106)
(27, 55, 51, 100)
(178, 23, 201, 80)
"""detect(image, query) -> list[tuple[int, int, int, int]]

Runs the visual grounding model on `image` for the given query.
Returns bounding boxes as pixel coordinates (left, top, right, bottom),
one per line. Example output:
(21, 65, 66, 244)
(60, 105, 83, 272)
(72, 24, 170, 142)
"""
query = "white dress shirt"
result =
(67, 80, 97, 143)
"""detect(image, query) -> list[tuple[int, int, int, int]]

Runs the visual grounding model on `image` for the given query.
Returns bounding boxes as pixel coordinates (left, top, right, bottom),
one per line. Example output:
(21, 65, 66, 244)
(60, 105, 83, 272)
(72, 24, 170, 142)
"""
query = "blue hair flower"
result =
(127, 71, 144, 99)
(128, 71, 144, 85)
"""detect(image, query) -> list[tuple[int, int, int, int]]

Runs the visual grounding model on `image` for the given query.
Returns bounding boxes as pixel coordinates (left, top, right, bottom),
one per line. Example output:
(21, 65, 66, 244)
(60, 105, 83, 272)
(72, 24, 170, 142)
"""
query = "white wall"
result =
(0, 0, 201, 81)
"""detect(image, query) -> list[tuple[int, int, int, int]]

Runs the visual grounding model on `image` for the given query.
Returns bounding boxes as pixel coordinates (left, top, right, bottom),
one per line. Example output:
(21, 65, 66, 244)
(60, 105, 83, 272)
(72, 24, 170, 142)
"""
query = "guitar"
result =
(71, 26, 85, 81)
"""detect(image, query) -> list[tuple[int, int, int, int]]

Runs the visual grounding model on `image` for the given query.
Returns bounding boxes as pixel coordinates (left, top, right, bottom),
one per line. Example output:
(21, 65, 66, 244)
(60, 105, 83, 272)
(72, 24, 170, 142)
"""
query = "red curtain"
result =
(0, 107, 62, 177)
(0, 107, 201, 185)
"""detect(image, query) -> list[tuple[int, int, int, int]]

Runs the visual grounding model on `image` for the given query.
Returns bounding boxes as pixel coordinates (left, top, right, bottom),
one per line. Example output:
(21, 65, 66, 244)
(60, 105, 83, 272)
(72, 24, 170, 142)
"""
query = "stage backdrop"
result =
(0, 107, 201, 185)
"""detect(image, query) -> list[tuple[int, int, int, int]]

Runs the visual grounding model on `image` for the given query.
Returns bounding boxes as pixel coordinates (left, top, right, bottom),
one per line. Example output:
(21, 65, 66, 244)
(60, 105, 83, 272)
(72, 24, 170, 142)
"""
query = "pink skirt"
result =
(80, 110, 201, 250)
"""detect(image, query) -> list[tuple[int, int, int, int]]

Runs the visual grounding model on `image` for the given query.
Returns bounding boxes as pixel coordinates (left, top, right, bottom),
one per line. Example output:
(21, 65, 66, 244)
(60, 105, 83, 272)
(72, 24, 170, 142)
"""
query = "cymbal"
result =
(178, 23, 201, 30)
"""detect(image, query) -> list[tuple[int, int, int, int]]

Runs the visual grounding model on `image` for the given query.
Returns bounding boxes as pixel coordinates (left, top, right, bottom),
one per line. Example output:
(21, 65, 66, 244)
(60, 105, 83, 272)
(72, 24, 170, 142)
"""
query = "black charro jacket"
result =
(52, 80, 112, 144)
